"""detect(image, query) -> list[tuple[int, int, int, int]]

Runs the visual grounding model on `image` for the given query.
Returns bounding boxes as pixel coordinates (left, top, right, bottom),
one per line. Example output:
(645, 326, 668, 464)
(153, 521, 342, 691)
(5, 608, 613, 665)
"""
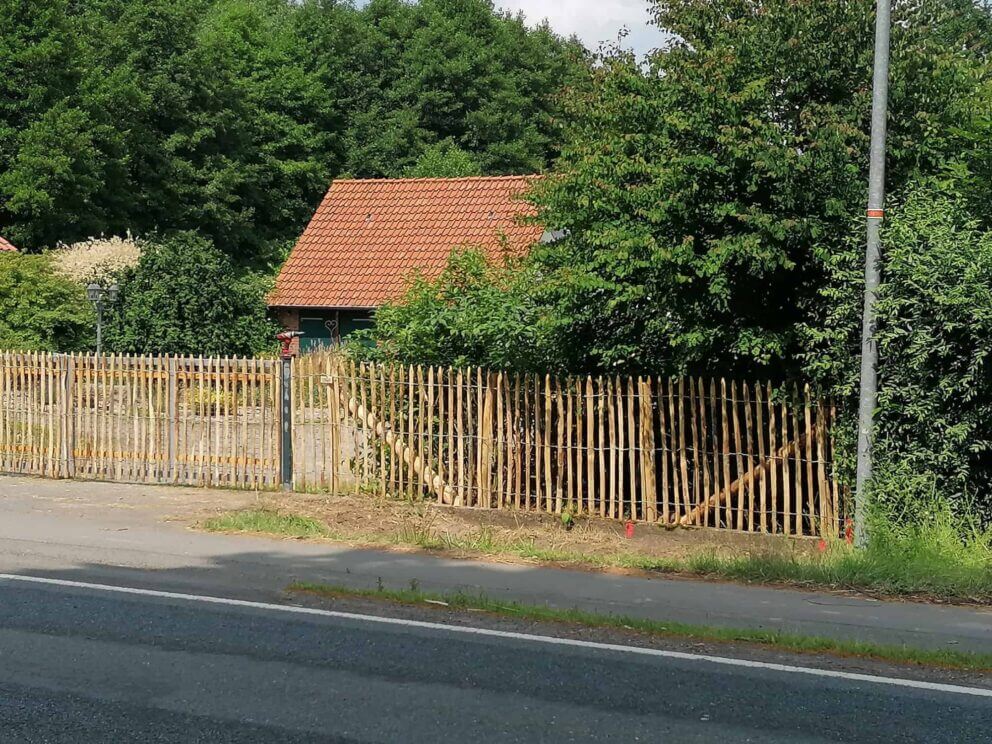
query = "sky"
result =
(495, 0, 663, 56)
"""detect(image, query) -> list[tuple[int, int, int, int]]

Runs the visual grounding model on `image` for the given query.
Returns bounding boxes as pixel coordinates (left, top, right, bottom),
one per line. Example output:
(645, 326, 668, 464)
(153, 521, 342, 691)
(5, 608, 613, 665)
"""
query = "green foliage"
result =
(0, 0, 584, 257)
(689, 492, 992, 602)
(357, 248, 556, 371)
(370, 0, 992, 382)
(527, 0, 990, 375)
(104, 232, 278, 356)
(338, 0, 586, 178)
(203, 509, 333, 539)
(403, 140, 481, 178)
(806, 182, 992, 517)
(0, 0, 115, 248)
(952, 79, 992, 227)
(0, 253, 94, 351)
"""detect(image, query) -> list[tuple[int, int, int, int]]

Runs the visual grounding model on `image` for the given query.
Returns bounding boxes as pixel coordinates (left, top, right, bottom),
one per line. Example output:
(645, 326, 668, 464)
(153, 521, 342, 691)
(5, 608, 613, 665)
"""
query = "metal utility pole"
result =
(854, 0, 892, 549)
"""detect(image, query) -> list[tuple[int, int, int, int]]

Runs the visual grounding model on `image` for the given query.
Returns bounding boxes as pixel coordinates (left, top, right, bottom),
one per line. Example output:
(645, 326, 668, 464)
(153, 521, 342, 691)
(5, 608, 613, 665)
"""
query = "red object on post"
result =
(625, 521, 635, 539)
(276, 330, 303, 359)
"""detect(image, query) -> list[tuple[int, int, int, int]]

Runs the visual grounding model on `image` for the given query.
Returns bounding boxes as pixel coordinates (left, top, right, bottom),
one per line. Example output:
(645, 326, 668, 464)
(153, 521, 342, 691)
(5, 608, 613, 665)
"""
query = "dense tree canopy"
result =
(807, 180, 992, 517)
(527, 0, 992, 377)
(0, 0, 586, 259)
(370, 0, 992, 381)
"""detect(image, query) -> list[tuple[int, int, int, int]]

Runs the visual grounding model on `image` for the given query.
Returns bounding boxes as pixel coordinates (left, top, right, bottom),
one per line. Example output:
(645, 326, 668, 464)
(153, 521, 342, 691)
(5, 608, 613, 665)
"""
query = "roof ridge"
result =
(332, 174, 543, 185)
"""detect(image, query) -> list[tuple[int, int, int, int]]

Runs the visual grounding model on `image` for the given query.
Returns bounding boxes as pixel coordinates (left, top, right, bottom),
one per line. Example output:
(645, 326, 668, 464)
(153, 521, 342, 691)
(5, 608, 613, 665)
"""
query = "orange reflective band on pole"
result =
(866, 209, 884, 219)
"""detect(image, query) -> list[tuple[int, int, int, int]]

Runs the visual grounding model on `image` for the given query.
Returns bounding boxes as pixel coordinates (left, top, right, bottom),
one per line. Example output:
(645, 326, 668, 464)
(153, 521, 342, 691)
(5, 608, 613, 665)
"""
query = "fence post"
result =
(167, 356, 178, 482)
(280, 354, 294, 491)
(61, 354, 76, 479)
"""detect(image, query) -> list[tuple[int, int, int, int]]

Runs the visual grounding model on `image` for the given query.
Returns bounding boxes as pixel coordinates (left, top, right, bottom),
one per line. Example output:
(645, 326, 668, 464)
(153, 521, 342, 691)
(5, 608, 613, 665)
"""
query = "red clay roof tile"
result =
(268, 176, 543, 309)
(0, 236, 16, 252)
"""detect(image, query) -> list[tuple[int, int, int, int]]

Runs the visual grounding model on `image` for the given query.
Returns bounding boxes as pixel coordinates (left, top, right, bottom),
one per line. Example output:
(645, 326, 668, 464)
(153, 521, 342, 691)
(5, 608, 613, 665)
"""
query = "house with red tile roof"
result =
(268, 175, 544, 351)
(0, 236, 17, 252)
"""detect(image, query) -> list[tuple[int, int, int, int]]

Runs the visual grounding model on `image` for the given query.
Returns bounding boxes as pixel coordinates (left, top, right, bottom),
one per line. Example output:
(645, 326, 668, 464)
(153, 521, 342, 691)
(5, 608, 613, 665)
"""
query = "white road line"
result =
(1, 572, 990, 699)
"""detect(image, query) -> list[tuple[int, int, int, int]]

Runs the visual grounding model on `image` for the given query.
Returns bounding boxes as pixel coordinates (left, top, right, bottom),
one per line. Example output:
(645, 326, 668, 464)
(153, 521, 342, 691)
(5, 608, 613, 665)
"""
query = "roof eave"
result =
(268, 301, 379, 312)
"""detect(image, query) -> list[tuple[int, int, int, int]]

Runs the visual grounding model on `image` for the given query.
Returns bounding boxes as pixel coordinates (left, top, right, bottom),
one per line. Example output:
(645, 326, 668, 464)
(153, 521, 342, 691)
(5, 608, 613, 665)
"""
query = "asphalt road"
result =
(0, 575, 989, 743)
(2, 477, 991, 654)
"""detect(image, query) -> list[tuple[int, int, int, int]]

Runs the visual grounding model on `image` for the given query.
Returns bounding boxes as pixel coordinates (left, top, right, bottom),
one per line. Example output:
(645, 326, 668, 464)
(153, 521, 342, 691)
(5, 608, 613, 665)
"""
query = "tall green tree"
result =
(74, 0, 341, 262)
(1, 0, 585, 258)
(528, 0, 991, 376)
(0, 0, 114, 248)
(341, 0, 587, 177)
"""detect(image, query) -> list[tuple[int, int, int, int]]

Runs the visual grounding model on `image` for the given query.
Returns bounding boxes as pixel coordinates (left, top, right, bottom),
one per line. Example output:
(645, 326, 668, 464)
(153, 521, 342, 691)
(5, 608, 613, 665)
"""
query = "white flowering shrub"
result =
(50, 234, 142, 283)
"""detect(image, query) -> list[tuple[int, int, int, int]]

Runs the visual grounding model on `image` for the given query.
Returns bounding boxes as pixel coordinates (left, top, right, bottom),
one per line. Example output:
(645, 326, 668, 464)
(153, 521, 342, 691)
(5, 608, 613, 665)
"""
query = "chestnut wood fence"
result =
(0, 351, 843, 537)
(0, 351, 281, 488)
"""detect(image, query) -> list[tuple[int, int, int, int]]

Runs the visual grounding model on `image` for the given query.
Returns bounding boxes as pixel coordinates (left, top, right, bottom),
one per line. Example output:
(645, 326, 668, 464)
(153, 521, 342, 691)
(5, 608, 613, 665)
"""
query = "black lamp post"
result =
(86, 282, 119, 355)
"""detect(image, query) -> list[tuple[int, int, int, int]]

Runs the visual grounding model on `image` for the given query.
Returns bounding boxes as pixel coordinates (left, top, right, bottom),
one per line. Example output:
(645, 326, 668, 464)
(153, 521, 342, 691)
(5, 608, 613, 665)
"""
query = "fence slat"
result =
(615, 377, 626, 522)
(555, 378, 565, 515)
(805, 384, 815, 537)
(697, 378, 712, 528)
(584, 377, 594, 516)
(731, 380, 745, 531)
(743, 382, 755, 531)
(707, 379, 721, 529)
(608, 377, 618, 521)
(543, 374, 552, 513)
(767, 382, 778, 534)
(640, 377, 657, 523)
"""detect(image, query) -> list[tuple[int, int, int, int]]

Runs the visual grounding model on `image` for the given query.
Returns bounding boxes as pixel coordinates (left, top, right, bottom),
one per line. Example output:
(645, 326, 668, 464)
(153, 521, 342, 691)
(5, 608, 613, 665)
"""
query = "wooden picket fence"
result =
(0, 351, 281, 488)
(300, 355, 844, 537)
(0, 350, 843, 537)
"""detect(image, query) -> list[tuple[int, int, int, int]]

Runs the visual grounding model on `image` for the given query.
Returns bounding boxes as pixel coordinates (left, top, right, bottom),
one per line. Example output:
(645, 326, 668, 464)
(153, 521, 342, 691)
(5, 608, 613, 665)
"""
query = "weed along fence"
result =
(0, 350, 843, 537)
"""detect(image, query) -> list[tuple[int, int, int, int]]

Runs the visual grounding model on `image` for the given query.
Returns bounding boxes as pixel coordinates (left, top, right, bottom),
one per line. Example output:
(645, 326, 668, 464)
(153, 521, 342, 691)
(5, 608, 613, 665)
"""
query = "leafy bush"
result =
(806, 182, 992, 518)
(104, 231, 277, 357)
(0, 252, 94, 351)
(403, 140, 481, 178)
(356, 248, 558, 372)
(526, 0, 990, 376)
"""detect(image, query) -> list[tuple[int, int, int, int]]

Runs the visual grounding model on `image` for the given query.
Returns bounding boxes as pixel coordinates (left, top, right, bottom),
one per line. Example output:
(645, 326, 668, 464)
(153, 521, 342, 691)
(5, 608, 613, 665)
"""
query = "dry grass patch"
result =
(200, 490, 992, 605)
(200, 489, 813, 570)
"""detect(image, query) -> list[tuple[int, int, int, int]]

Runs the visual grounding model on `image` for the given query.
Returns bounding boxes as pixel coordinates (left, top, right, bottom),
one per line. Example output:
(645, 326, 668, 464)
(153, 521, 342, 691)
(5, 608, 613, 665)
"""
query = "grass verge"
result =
(288, 581, 992, 673)
(203, 510, 334, 539)
(202, 505, 992, 604)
